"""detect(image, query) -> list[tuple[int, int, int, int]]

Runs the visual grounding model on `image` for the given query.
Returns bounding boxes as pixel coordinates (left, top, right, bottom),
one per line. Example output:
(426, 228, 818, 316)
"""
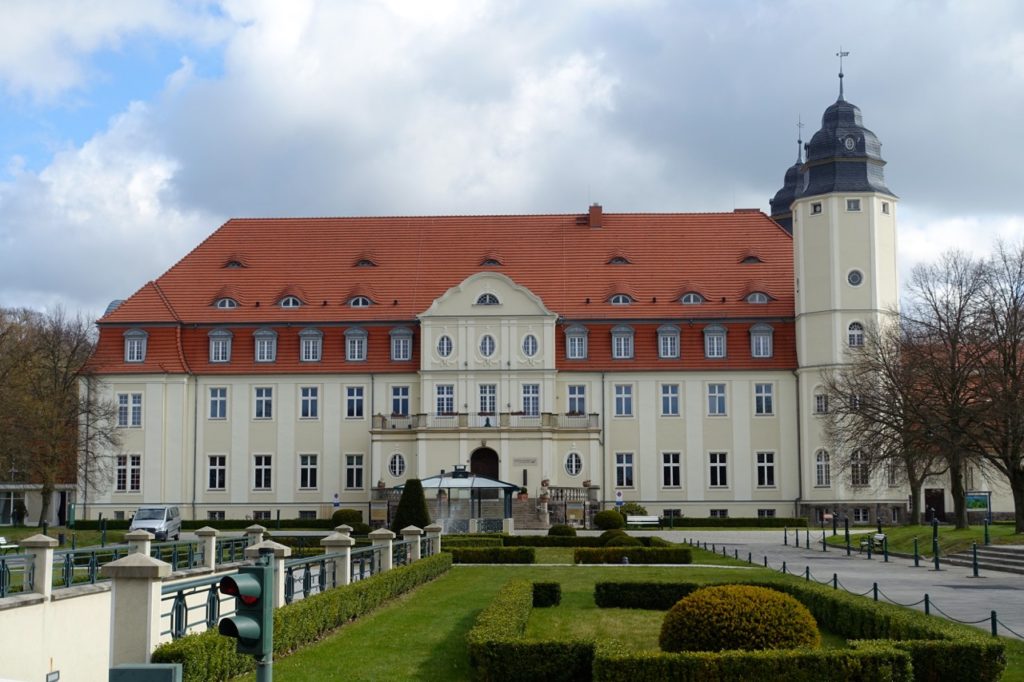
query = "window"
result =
(851, 450, 870, 486)
(881, 201, 890, 215)
(481, 257, 501, 266)
(846, 198, 862, 212)
(345, 328, 367, 362)
(279, 296, 302, 308)
(853, 507, 869, 523)
(887, 460, 899, 487)
(391, 386, 410, 416)
(479, 384, 496, 414)
(345, 454, 364, 489)
(848, 270, 864, 286)
(615, 452, 634, 487)
(754, 383, 774, 415)
(115, 454, 142, 492)
(609, 294, 633, 305)
(254, 329, 277, 362)
(124, 329, 147, 363)
(746, 292, 769, 304)
(209, 387, 227, 420)
(758, 509, 777, 518)
(709, 452, 728, 487)
(815, 450, 831, 487)
(346, 386, 364, 418)
(208, 455, 226, 490)
(300, 386, 319, 419)
(614, 384, 633, 417)
(349, 296, 371, 308)
(253, 510, 271, 521)
(811, 202, 822, 215)
(710, 509, 729, 518)
(300, 328, 322, 362)
(658, 325, 680, 359)
(565, 452, 583, 477)
(756, 452, 776, 487)
(848, 322, 864, 348)
(661, 384, 680, 416)
(254, 387, 273, 419)
(215, 298, 238, 309)
(565, 325, 588, 359)
(522, 384, 540, 416)
(388, 453, 406, 478)
(814, 393, 829, 414)
(207, 329, 232, 362)
(707, 383, 726, 416)
(681, 292, 704, 304)
(436, 384, 455, 414)
(522, 334, 538, 358)
(704, 325, 726, 358)
(355, 257, 376, 267)
(608, 256, 631, 265)
(437, 335, 453, 358)
(479, 334, 496, 357)
(253, 455, 272, 490)
(611, 325, 634, 359)
(117, 392, 143, 428)
(568, 384, 586, 414)
(390, 328, 412, 361)
(476, 293, 499, 305)
(299, 454, 318, 489)
(662, 452, 681, 488)
(750, 324, 774, 358)
(299, 510, 316, 520)
(208, 510, 225, 521)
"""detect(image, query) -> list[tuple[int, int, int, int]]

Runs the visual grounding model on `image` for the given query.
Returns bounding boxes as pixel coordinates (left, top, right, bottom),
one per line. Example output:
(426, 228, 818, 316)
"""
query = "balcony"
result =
(371, 412, 599, 432)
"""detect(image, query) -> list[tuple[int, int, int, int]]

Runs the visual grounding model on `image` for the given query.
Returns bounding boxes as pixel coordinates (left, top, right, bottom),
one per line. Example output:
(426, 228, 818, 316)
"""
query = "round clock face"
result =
(844, 136, 856, 151)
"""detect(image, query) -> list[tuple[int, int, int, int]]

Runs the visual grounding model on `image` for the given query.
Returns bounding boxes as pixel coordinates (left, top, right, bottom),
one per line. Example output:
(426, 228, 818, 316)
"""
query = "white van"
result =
(129, 506, 182, 541)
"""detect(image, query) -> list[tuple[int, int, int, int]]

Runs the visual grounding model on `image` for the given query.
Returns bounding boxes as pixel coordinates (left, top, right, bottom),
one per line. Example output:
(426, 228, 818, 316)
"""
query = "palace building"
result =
(81, 79, 908, 526)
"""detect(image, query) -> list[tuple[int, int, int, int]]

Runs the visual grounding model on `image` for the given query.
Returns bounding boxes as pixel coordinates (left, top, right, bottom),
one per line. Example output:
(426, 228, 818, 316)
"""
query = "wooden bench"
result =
(626, 515, 660, 528)
(0, 536, 18, 554)
(859, 533, 886, 553)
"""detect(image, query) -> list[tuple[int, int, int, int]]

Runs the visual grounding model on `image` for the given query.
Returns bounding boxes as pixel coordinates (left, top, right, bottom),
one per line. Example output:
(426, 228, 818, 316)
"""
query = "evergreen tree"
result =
(390, 478, 431, 532)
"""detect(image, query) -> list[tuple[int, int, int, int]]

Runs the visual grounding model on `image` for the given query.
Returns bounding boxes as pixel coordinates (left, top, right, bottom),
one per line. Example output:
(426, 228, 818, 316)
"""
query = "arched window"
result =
(681, 292, 705, 304)
(389, 453, 406, 478)
(349, 296, 372, 308)
(851, 450, 870, 486)
(609, 293, 633, 305)
(279, 295, 302, 308)
(565, 452, 583, 477)
(215, 298, 238, 309)
(815, 450, 831, 487)
(848, 322, 864, 348)
(608, 256, 631, 265)
(481, 258, 502, 266)
(476, 293, 500, 305)
(746, 292, 770, 304)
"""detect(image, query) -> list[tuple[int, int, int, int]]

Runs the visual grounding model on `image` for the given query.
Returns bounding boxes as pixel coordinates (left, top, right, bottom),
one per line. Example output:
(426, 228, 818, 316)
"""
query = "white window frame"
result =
(662, 452, 681, 488)
(814, 393, 829, 414)
(704, 325, 726, 359)
(436, 335, 453, 358)
(254, 329, 277, 363)
(390, 328, 412, 362)
(565, 452, 583, 477)
(115, 454, 142, 492)
(346, 328, 367, 362)
(848, 322, 864, 348)
(254, 386, 273, 420)
(660, 383, 680, 416)
(346, 386, 365, 419)
(756, 451, 776, 488)
(436, 384, 455, 414)
(345, 454, 364, 489)
(479, 384, 497, 415)
(681, 292, 704, 305)
(611, 325, 634, 360)
(707, 383, 727, 416)
(754, 383, 774, 416)
(815, 450, 831, 487)
(475, 293, 500, 305)
(209, 387, 227, 420)
(123, 329, 147, 363)
(609, 293, 632, 305)
(615, 452, 634, 488)
(117, 392, 143, 428)
(388, 453, 406, 478)
(750, 324, 773, 358)
(613, 384, 633, 417)
(846, 198, 862, 212)
(479, 334, 496, 358)
(349, 296, 371, 308)
(279, 296, 301, 308)
(391, 385, 410, 416)
(253, 454, 273, 491)
(853, 507, 869, 523)
(522, 383, 540, 416)
(215, 297, 238, 309)
(208, 329, 232, 363)
(299, 454, 318, 490)
(746, 292, 769, 304)
(658, 324, 680, 359)
(708, 452, 728, 488)
(522, 334, 538, 358)
(851, 450, 870, 486)
(300, 328, 323, 362)
(565, 325, 588, 360)
(207, 455, 226, 491)
(300, 386, 319, 419)
(568, 384, 586, 414)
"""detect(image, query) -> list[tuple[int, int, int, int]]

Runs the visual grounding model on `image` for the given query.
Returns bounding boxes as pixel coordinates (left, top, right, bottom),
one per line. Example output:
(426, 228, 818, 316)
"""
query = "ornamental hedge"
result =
(441, 536, 504, 548)
(446, 547, 535, 564)
(532, 582, 562, 607)
(658, 516, 808, 528)
(151, 552, 452, 682)
(573, 547, 692, 565)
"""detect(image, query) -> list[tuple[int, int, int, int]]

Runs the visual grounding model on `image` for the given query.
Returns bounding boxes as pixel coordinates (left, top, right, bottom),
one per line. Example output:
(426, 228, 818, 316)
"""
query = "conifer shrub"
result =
(331, 508, 363, 525)
(390, 478, 431, 532)
(594, 510, 625, 530)
(548, 524, 577, 536)
(659, 584, 820, 653)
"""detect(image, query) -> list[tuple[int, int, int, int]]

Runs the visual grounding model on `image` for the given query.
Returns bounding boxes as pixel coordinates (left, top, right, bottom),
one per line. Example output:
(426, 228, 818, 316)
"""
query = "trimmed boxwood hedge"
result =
(151, 552, 452, 682)
(573, 547, 692, 565)
(504, 535, 603, 548)
(447, 547, 535, 564)
(74, 518, 342, 531)
(592, 579, 1006, 682)
(441, 536, 504, 548)
(658, 516, 807, 528)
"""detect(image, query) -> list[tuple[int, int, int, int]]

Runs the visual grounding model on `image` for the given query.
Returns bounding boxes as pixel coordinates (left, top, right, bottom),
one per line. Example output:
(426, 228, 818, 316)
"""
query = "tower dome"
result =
(769, 151, 802, 234)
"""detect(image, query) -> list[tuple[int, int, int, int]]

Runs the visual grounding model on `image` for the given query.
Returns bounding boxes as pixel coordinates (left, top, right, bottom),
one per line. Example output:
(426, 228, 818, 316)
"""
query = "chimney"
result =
(588, 203, 602, 229)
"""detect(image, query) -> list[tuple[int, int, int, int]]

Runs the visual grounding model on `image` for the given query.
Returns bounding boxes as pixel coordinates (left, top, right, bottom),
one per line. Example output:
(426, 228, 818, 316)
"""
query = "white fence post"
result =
(401, 525, 423, 562)
(245, 524, 266, 546)
(424, 523, 443, 556)
(321, 526, 355, 586)
(244, 540, 291, 608)
(369, 528, 395, 572)
(101, 553, 171, 665)
(125, 529, 153, 556)
(195, 526, 219, 570)
(19, 535, 57, 598)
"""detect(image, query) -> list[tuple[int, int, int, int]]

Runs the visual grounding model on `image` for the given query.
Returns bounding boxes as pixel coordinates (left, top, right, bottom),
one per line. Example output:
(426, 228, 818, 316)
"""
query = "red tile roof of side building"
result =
(87, 209, 796, 373)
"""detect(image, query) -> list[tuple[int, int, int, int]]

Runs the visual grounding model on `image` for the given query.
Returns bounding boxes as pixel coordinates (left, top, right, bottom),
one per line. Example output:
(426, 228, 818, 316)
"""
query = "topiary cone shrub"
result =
(594, 509, 625, 530)
(659, 584, 820, 653)
(390, 478, 432, 532)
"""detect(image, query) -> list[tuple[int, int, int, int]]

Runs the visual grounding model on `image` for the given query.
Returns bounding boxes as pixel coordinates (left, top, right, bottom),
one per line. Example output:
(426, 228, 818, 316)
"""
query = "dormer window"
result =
(741, 256, 763, 264)
(215, 297, 238, 309)
(349, 296, 372, 308)
(209, 329, 233, 363)
(280, 296, 302, 308)
(476, 293, 500, 306)
(657, 325, 680, 359)
(345, 328, 368, 362)
(746, 292, 770, 304)
(611, 325, 634, 359)
(481, 258, 501, 266)
(355, 259, 376, 267)
(565, 325, 588, 360)
(704, 324, 727, 359)
(299, 328, 323, 362)
(681, 292, 704, 305)
(123, 329, 148, 363)
(390, 327, 413, 361)
(254, 328, 277, 363)
(609, 294, 633, 305)
(225, 260, 244, 269)
(608, 256, 631, 265)
(750, 323, 774, 358)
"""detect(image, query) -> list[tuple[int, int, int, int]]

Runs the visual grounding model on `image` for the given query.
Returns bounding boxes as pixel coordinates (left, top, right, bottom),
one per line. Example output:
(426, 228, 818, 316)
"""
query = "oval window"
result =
(389, 453, 406, 478)
(522, 334, 538, 357)
(565, 452, 583, 477)
(437, 335, 453, 358)
(479, 335, 496, 357)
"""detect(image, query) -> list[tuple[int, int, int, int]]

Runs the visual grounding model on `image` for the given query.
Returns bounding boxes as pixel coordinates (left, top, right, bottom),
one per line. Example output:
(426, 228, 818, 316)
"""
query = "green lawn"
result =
(0, 525, 127, 548)
(824, 524, 1024, 557)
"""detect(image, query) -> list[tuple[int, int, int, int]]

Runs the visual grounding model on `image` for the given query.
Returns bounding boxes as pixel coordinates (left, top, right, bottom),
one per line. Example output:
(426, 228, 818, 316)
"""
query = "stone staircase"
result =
(943, 544, 1024, 576)
(511, 499, 550, 530)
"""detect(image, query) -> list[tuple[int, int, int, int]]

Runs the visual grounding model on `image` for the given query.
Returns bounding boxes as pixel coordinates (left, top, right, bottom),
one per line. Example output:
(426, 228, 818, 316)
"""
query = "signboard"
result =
(370, 503, 388, 522)
(513, 458, 538, 465)
(966, 491, 992, 519)
(567, 502, 584, 521)
(614, 490, 624, 507)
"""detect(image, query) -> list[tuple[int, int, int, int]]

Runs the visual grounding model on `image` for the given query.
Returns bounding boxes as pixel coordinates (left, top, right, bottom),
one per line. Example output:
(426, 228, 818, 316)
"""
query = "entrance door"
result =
(470, 448, 500, 500)
(924, 489, 946, 522)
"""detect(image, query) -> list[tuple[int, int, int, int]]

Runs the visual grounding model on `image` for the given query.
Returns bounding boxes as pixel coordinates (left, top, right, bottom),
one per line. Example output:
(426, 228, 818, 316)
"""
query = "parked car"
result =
(128, 506, 181, 541)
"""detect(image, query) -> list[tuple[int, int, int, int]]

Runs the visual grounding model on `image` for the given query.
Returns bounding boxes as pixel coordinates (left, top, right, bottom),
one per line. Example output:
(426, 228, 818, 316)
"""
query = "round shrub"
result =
(332, 508, 363, 526)
(347, 521, 372, 536)
(548, 524, 577, 537)
(619, 501, 648, 517)
(594, 509, 625, 530)
(659, 584, 820, 653)
(599, 529, 628, 545)
(604, 534, 642, 547)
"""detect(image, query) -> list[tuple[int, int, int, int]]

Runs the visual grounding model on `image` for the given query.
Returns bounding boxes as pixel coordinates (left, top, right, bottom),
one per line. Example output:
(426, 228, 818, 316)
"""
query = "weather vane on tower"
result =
(836, 47, 850, 99)
(796, 115, 804, 163)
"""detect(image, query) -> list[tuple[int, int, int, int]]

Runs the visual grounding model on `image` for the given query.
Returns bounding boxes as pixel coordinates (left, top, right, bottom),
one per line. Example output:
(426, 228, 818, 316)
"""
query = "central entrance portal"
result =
(470, 448, 500, 498)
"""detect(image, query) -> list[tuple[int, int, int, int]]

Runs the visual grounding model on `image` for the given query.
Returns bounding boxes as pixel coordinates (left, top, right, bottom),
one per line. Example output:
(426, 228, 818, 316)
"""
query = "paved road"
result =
(623, 529, 1024, 639)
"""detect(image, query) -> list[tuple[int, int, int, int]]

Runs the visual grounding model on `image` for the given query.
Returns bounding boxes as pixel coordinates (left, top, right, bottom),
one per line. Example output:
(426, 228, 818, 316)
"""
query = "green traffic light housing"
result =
(218, 562, 274, 659)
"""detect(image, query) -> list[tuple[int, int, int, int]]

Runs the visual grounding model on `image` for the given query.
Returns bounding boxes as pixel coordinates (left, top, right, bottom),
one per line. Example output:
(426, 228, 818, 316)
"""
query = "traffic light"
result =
(218, 559, 273, 660)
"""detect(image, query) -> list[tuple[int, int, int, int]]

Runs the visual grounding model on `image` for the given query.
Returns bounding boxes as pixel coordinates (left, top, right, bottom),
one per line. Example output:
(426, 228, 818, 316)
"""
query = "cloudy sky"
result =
(1, 0, 1022, 320)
